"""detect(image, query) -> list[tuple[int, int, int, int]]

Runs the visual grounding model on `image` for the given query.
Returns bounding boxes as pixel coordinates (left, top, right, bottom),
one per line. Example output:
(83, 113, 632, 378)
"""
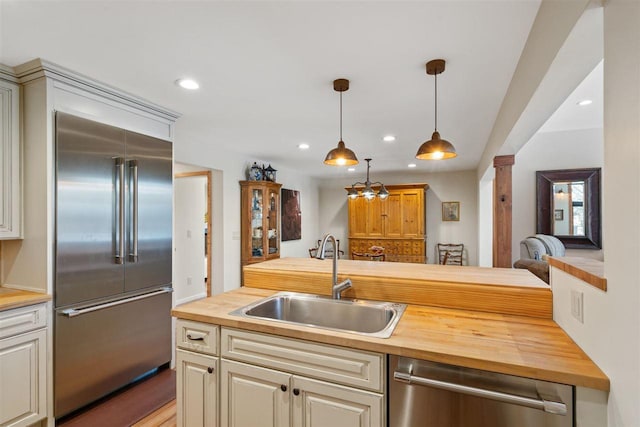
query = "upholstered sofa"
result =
(513, 234, 566, 283)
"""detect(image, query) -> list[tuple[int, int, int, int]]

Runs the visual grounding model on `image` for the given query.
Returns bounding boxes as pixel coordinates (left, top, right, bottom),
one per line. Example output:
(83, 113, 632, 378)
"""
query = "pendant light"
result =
(324, 79, 359, 166)
(347, 158, 389, 200)
(416, 59, 457, 160)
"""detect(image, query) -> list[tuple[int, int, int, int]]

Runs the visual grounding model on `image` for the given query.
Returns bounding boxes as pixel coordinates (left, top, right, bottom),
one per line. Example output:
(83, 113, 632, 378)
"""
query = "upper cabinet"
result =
(0, 72, 22, 239)
(347, 183, 428, 263)
(240, 181, 282, 269)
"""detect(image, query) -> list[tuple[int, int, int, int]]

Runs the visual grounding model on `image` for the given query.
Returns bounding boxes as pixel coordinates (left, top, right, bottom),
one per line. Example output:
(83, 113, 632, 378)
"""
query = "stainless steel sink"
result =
(230, 292, 406, 338)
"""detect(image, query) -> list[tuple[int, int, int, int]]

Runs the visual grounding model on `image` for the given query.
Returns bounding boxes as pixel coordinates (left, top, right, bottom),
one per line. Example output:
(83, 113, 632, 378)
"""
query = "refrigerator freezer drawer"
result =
(54, 290, 172, 418)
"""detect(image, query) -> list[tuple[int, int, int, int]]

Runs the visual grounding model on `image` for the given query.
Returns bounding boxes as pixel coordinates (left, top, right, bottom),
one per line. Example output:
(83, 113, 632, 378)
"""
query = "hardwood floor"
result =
(132, 400, 177, 427)
(57, 368, 176, 427)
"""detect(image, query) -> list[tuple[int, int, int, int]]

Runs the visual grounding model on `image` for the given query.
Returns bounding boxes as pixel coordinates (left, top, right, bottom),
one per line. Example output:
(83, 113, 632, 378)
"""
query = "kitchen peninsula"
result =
(172, 258, 609, 426)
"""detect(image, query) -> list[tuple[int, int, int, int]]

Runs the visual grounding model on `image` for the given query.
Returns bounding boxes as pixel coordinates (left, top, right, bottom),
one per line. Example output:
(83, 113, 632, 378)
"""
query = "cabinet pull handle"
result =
(281, 385, 287, 392)
(186, 332, 206, 341)
(293, 388, 300, 396)
(207, 367, 214, 374)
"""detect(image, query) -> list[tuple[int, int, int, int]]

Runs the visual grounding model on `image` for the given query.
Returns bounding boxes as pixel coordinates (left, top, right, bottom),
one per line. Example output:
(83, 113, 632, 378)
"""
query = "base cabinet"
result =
(221, 359, 383, 427)
(176, 349, 218, 427)
(176, 322, 385, 427)
(0, 304, 47, 427)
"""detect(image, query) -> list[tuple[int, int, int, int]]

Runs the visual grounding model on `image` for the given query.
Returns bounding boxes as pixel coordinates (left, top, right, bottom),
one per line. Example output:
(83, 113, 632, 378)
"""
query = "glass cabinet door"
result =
(251, 188, 264, 258)
(266, 189, 279, 256)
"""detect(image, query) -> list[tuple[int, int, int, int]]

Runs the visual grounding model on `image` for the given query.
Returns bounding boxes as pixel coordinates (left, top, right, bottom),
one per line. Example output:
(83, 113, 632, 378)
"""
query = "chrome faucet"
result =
(316, 233, 352, 299)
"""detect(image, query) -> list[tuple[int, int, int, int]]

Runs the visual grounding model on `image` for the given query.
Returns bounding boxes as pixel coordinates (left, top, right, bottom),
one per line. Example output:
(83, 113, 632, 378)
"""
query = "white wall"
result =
(552, 1, 640, 425)
(173, 130, 320, 291)
(318, 169, 478, 265)
(174, 175, 207, 305)
(512, 127, 604, 263)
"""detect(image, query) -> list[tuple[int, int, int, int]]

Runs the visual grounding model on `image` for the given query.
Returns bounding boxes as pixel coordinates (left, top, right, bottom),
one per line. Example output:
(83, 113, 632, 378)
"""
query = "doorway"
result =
(175, 170, 212, 300)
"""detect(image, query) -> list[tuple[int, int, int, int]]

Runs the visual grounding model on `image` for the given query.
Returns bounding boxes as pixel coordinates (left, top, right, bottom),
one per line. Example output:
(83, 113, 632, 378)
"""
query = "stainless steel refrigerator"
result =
(53, 112, 173, 418)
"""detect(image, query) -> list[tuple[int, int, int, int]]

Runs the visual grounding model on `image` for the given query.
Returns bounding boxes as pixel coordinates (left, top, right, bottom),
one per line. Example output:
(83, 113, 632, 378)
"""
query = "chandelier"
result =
(347, 158, 389, 200)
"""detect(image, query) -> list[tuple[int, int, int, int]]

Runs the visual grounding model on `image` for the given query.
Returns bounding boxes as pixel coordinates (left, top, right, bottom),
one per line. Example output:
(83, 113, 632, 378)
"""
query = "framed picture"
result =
(442, 201, 460, 222)
(281, 188, 301, 241)
(554, 209, 564, 221)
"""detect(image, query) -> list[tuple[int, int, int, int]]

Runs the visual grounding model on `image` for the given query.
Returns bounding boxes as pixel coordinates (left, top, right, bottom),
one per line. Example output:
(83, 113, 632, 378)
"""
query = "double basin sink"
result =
(231, 291, 407, 339)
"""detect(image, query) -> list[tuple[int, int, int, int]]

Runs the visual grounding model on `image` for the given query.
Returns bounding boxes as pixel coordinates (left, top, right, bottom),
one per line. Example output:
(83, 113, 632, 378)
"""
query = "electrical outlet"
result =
(187, 277, 193, 286)
(571, 290, 584, 323)
(186, 229, 192, 238)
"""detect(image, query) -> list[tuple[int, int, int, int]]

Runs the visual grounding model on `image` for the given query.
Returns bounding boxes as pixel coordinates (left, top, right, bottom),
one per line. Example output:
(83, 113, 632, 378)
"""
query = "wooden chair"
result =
(351, 251, 385, 261)
(437, 243, 464, 265)
(309, 239, 344, 258)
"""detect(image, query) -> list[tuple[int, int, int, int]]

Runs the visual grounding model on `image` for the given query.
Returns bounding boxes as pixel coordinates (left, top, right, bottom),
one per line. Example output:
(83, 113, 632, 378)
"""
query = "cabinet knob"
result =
(207, 367, 214, 374)
(281, 384, 288, 392)
(293, 388, 300, 396)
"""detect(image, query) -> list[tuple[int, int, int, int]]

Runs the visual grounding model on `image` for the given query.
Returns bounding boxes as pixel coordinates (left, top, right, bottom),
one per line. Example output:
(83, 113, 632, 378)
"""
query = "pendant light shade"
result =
(324, 140, 359, 166)
(416, 59, 457, 160)
(324, 79, 359, 166)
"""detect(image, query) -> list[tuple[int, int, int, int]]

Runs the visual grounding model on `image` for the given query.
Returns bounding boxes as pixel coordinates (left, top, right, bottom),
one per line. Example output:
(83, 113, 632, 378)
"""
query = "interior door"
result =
(124, 131, 173, 292)
(55, 112, 126, 308)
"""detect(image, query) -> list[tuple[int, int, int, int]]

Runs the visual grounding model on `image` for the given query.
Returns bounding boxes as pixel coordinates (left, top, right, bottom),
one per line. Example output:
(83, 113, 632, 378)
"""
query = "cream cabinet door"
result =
(0, 329, 46, 427)
(176, 349, 218, 427)
(220, 359, 290, 427)
(0, 78, 21, 239)
(292, 375, 383, 427)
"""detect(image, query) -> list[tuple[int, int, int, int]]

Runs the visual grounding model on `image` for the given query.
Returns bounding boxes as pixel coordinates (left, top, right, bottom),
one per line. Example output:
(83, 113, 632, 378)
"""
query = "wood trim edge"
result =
(548, 257, 607, 291)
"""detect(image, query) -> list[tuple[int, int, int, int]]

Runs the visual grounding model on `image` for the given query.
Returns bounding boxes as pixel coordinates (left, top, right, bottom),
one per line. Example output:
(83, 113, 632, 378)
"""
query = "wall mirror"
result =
(536, 168, 601, 249)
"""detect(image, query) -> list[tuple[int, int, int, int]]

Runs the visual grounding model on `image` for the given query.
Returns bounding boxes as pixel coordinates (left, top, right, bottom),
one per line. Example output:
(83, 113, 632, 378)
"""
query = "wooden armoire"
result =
(346, 183, 428, 263)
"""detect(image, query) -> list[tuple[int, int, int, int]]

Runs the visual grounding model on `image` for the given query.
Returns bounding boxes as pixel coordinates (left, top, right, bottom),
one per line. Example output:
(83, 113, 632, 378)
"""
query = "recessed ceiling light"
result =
(175, 78, 199, 90)
(383, 135, 396, 142)
(298, 143, 310, 150)
(577, 99, 592, 106)
(408, 163, 417, 168)
(347, 167, 356, 172)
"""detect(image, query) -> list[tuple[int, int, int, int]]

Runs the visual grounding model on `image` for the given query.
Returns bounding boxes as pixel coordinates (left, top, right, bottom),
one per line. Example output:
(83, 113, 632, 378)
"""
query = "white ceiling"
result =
(1, 1, 551, 178)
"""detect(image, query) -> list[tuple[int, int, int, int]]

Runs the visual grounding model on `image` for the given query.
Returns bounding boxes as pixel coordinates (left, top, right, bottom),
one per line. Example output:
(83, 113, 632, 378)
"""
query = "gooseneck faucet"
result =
(316, 233, 352, 299)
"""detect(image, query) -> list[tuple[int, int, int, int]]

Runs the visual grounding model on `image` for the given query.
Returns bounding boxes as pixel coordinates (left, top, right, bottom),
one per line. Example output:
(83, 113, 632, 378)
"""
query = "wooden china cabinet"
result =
(346, 183, 428, 263)
(240, 181, 283, 271)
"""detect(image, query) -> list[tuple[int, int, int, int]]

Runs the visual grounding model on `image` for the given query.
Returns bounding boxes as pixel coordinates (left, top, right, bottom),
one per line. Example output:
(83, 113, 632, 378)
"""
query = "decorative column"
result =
(493, 155, 515, 268)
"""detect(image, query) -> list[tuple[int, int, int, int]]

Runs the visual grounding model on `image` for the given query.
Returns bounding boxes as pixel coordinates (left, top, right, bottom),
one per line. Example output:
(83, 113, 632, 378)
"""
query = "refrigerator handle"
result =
(61, 287, 173, 318)
(115, 157, 125, 264)
(129, 160, 139, 263)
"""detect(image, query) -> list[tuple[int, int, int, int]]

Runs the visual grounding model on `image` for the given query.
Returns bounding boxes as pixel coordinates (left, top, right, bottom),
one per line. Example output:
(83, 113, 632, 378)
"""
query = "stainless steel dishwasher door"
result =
(389, 355, 574, 427)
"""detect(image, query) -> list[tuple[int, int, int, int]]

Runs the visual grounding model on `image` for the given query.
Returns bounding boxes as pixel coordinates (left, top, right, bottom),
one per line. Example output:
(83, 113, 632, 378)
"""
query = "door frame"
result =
(175, 171, 212, 296)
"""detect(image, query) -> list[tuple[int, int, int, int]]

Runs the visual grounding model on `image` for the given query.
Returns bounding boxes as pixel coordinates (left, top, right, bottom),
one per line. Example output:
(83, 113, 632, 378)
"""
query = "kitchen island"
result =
(172, 258, 608, 427)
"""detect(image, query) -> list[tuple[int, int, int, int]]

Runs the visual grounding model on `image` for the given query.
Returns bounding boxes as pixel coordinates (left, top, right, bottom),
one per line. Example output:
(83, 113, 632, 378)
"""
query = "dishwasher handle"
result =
(393, 371, 567, 416)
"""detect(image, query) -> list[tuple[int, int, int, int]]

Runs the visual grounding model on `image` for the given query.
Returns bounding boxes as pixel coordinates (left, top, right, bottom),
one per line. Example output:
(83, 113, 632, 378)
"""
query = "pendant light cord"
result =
(339, 91, 343, 141)
(434, 72, 438, 132)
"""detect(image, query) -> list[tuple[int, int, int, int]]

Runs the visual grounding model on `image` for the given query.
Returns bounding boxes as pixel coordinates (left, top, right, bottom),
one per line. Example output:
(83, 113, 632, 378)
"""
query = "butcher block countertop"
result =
(243, 258, 553, 319)
(173, 287, 609, 391)
(0, 287, 51, 311)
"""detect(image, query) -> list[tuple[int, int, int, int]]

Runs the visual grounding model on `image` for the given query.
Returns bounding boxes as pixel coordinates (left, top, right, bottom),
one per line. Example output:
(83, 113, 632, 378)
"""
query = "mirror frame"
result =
(536, 168, 601, 249)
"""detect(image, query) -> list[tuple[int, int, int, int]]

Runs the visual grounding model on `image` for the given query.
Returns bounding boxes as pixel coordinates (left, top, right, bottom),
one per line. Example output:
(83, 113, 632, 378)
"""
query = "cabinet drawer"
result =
(176, 319, 219, 356)
(221, 327, 384, 392)
(0, 303, 47, 339)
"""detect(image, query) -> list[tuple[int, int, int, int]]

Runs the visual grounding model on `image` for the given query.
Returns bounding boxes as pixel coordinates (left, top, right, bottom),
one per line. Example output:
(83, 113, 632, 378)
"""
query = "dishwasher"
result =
(389, 355, 574, 427)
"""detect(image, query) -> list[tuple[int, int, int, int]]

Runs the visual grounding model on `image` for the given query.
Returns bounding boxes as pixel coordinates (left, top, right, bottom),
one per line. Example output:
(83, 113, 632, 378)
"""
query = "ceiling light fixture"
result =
(416, 59, 457, 160)
(298, 143, 310, 150)
(383, 135, 396, 142)
(577, 99, 593, 106)
(324, 79, 358, 166)
(347, 158, 388, 200)
(408, 163, 417, 168)
(175, 78, 199, 90)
